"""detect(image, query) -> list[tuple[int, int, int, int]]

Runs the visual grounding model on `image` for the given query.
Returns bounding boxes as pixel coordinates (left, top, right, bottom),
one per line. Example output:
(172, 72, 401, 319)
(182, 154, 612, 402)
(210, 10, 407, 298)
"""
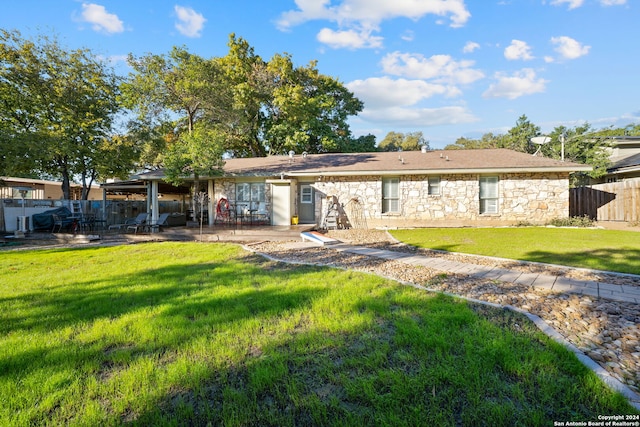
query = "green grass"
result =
(390, 227, 640, 275)
(0, 242, 637, 426)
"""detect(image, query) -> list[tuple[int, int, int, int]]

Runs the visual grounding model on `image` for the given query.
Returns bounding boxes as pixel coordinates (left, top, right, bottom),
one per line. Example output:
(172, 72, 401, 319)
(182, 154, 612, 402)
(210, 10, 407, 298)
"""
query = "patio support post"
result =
(146, 182, 152, 216)
(207, 179, 214, 226)
(151, 181, 159, 225)
(102, 188, 107, 222)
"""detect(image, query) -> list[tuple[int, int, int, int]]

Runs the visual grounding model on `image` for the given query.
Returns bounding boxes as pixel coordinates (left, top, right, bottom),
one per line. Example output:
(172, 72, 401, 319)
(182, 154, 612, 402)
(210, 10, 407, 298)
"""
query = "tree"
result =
(339, 134, 377, 152)
(205, 35, 270, 158)
(264, 53, 363, 154)
(0, 29, 128, 199)
(444, 133, 502, 150)
(217, 35, 364, 156)
(379, 131, 429, 151)
(121, 45, 231, 221)
(121, 46, 229, 176)
(121, 34, 366, 171)
(500, 114, 540, 154)
(540, 123, 612, 181)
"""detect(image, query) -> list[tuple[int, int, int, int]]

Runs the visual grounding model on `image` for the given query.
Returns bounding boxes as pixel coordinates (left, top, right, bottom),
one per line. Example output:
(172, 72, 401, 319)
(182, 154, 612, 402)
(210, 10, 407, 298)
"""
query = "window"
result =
(428, 176, 441, 195)
(236, 183, 250, 202)
(11, 188, 33, 199)
(382, 178, 399, 213)
(300, 185, 312, 204)
(236, 182, 265, 204)
(479, 176, 499, 214)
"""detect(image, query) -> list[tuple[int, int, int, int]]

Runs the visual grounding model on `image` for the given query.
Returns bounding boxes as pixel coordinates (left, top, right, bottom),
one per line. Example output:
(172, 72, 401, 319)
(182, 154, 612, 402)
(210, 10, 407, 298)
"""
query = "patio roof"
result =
(101, 179, 190, 195)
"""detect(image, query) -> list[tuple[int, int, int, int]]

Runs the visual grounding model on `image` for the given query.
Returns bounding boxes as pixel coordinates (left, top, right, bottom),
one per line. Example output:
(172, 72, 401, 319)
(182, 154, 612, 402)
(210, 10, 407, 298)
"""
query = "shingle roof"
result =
(221, 149, 591, 177)
(610, 152, 640, 171)
(134, 148, 591, 181)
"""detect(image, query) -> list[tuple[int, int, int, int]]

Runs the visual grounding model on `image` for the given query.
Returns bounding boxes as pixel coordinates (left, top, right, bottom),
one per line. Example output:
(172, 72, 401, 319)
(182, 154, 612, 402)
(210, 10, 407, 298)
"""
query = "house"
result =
(135, 148, 591, 229)
(570, 136, 640, 222)
(0, 177, 103, 232)
(0, 176, 102, 200)
(596, 136, 640, 183)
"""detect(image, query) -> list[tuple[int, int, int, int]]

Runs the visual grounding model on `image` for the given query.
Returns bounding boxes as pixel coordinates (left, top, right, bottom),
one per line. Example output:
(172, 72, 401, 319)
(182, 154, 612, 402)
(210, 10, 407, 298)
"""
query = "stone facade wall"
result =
(310, 172, 570, 228)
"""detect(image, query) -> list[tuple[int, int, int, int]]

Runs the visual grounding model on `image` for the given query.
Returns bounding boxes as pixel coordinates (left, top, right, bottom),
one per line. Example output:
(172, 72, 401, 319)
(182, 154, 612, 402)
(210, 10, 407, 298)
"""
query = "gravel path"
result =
(248, 229, 640, 397)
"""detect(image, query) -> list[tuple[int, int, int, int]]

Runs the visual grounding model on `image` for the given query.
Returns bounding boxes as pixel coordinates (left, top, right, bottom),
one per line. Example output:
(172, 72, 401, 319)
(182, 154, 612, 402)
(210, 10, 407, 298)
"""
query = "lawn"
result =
(0, 242, 636, 426)
(390, 227, 640, 275)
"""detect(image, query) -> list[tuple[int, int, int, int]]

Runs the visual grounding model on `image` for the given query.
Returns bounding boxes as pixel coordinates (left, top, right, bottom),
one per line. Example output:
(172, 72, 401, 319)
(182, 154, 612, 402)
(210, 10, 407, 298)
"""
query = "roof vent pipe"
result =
(289, 150, 295, 159)
(421, 145, 428, 153)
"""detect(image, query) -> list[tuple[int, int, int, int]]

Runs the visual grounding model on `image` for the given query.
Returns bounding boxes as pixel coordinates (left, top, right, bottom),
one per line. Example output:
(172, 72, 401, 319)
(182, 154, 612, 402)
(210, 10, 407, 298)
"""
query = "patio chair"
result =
(51, 214, 66, 233)
(125, 213, 151, 234)
(108, 213, 147, 232)
(255, 202, 270, 225)
(144, 212, 170, 233)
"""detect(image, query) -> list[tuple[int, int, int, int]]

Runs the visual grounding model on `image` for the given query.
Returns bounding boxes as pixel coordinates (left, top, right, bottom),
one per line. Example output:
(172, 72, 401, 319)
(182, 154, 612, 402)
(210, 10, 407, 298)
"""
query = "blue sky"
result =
(2, 0, 638, 149)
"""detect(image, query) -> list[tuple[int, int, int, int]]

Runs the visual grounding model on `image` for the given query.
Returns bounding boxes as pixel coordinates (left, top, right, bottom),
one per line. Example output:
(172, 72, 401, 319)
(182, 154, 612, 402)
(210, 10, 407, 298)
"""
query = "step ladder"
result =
(322, 196, 340, 230)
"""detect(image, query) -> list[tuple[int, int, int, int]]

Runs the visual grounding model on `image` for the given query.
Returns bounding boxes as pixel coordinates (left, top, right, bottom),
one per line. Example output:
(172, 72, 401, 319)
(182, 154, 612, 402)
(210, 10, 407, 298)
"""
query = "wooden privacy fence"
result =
(570, 179, 640, 222)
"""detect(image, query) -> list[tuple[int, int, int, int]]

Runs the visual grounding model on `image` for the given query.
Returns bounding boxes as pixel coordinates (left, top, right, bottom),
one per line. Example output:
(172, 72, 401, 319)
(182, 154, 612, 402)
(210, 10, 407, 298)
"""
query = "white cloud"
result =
(401, 30, 415, 42)
(381, 52, 484, 85)
(504, 40, 534, 61)
(550, 36, 590, 59)
(600, 0, 626, 4)
(358, 105, 478, 127)
(550, 0, 584, 9)
(346, 77, 457, 109)
(78, 3, 124, 34)
(317, 27, 383, 49)
(483, 69, 548, 100)
(278, 0, 471, 29)
(463, 41, 480, 53)
(174, 5, 206, 38)
(277, 0, 471, 49)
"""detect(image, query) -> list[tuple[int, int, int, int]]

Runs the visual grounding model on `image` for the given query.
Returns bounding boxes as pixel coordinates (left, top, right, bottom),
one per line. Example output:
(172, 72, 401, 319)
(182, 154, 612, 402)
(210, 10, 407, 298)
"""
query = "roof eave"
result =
(287, 166, 591, 177)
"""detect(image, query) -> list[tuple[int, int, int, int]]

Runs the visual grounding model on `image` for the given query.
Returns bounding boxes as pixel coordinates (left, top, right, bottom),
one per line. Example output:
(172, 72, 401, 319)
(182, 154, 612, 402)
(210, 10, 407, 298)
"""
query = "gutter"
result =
(286, 166, 592, 177)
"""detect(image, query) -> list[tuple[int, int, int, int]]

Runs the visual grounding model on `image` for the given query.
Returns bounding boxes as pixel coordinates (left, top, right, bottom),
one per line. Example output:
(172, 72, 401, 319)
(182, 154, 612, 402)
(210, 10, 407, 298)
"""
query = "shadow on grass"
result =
(422, 243, 640, 276)
(523, 247, 640, 276)
(128, 293, 636, 426)
(1, 244, 637, 425)
(0, 251, 330, 384)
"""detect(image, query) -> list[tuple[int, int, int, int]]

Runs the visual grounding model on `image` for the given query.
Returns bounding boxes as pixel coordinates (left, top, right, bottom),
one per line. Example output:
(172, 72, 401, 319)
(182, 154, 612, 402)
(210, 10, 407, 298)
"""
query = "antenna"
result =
(530, 136, 551, 156)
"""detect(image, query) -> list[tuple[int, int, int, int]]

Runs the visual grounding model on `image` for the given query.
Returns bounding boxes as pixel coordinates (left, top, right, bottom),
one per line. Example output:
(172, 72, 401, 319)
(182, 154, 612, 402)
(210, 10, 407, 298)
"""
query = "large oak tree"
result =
(0, 29, 131, 199)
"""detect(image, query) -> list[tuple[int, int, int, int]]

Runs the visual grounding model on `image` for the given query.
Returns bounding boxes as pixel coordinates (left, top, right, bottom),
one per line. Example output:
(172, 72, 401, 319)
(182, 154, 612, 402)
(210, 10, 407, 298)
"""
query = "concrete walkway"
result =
(331, 244, 640, 304)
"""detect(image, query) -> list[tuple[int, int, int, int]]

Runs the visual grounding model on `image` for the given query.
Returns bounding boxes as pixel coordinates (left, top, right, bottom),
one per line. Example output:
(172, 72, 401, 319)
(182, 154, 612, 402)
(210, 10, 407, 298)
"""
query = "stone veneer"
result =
(311, 172, 570, 228)
(210, 172, 570, 227)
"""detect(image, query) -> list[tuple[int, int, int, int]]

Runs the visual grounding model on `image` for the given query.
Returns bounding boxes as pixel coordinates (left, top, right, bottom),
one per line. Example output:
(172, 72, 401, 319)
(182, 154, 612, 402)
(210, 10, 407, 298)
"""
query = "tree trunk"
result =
(61, 173, 71, 200)
(192, 173, 200, 222)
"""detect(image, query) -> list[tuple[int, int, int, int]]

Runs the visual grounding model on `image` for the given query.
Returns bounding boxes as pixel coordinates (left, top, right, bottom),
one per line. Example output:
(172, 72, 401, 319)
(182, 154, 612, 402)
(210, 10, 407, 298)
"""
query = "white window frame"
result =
(382, 177, 400, 213)
(236, 182, 266, 204)
(479, 176, 499, 214)
(428, 176, 441, 196)
(300, 185, 313, 204)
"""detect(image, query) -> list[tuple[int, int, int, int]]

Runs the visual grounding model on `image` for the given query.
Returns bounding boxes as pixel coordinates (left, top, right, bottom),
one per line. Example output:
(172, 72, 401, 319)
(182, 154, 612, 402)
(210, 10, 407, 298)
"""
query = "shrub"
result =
(547, 215, 594, 228)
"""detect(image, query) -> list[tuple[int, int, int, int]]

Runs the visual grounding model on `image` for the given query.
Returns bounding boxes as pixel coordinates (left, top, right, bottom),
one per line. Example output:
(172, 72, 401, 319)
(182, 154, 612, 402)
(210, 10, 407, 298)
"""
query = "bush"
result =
(547, 215, 594, 227)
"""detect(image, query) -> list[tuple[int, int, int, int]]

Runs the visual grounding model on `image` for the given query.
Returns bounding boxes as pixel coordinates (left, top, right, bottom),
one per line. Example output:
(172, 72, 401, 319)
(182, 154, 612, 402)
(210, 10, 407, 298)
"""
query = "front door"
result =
(298, 183, 315, 224)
